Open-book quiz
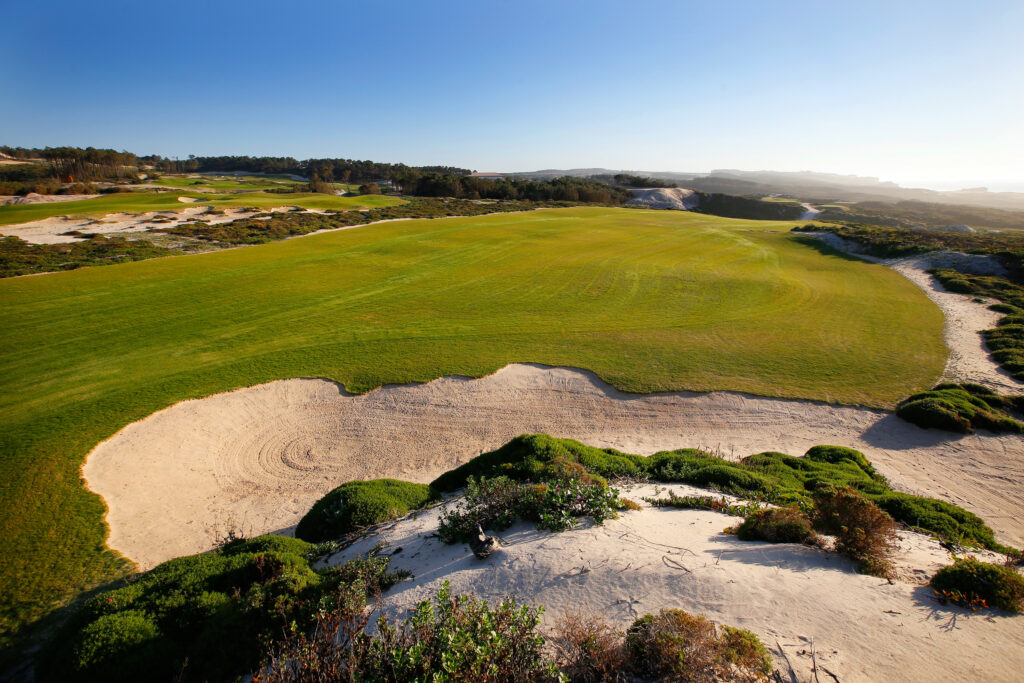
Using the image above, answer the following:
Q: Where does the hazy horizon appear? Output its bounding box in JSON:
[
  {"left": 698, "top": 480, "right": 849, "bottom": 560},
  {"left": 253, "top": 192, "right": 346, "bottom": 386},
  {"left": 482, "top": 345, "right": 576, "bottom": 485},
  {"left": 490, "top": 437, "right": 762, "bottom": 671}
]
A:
[{"left": 3, "top": 1, "right": 1022, "bottom": 193}]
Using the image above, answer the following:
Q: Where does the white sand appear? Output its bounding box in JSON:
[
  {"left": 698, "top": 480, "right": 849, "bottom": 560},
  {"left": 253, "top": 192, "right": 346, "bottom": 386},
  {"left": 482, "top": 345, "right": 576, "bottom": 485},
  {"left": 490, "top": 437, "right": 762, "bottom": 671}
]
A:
[
  {"left": 1, "top": 193, "right": 101, "bottom": 205},
  {"left": 0, "top": 205, "right": 314, "bottom": 245},
  {"left": 329, "top": 487, "right": 1022, "bottom": 683},
  {"left": 83, "top": 364, "right": 1024, "bottom": 570}
]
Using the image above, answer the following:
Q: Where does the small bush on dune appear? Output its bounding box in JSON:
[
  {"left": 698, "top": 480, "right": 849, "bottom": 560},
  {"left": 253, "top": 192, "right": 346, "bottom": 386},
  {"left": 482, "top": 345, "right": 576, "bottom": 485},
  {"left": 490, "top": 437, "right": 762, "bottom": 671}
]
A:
[
  {"left": 625, "top": 609, "right": 772, "bottom": 682},
  {"left": 295, "top": 478, "right": 438, "bottom": 542},
  {"left": 813, "top": 487, "right": 897, "bottom": 577},
  {"left": 735, "top": 507, "right": 817, "bottom": 544},
  {"left": 931, "top": 558, "right": 1024, "bottom": 612},
  {"left": 548, "top": 610, "right": 626, "bottom": 683}
]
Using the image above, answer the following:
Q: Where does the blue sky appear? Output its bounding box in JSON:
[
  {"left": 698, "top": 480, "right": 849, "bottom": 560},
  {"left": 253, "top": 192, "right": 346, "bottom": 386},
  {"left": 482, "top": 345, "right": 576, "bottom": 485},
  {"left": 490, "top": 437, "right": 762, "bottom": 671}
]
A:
[{"left": 2, "top": 0, "right": 1022, "bottom": 190}]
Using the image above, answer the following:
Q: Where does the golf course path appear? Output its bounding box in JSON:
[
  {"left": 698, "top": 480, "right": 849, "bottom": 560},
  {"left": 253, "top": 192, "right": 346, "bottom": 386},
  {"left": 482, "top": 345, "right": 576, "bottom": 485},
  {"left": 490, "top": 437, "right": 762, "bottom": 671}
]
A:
[{"left": 84, "top": 364, "right": 1024, "bottom": 569}]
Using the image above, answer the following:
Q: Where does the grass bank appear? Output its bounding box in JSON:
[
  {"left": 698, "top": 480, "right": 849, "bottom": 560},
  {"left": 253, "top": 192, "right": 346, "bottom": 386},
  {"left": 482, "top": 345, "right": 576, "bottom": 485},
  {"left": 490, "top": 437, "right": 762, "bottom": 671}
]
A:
[{"left": 0, "top": 207, "right": 945, "bottom": 641}]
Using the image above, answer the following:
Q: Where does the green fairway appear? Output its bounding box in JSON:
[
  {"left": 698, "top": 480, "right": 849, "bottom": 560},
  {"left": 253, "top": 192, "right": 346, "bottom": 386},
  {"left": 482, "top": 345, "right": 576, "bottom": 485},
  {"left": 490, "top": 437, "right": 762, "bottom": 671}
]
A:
[
  {"left": 0, "top": 207, "right": 945, "bottom": 639},
  {"left": 0, "top": 191, "right": 403, "bottom": 226}
]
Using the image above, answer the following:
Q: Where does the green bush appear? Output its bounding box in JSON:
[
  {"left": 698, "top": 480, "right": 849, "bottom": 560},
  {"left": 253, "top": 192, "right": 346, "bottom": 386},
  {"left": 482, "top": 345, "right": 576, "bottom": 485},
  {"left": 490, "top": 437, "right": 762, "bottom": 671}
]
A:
[
  {"left": 257, "top": 582, "right": 564, "bottom": 682},
  {"left": 38, "top": 536, "right": 403, "bottom": 683},
  {"left": 295, "top": 479, "right": 438, "bottom": 542},
  {"left": 735, "top": 507, "right": 817, "bottom": 544},
  {"left": 896, "top": 384, "right": 1023, "bottom": 434},
  {"left": 805, "top": 444, "right": 879, "bottom": 478},
  {"left": 625, "top": 609, "right": 771, "bottom": 682},
  {"left": 930, "top": 559, "right": 1024, "bottom": 612}
]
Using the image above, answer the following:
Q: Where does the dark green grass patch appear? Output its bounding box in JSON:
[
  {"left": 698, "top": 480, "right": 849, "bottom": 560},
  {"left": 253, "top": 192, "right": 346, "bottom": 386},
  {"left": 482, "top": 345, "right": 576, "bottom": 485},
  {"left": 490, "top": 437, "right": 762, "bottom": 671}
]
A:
[
  {"left": 434, "top": 435, "right": 1007, "bottom": 552},
  {"left": 734, "top": 507, "right": 817, "bottom": 544},
  {"left": 931, "top": 559, "right": 1024, "bottom": 612},
  {"left": 36, "top": 535, "right": 405, "bottom": 682},
  {"left": 295, "top": 479, "right": 439, "bottom": 542},
  {"left": 0, "top": 235, "right": 178, "bottom": 277},
  {"left": 896, "top": 383, "right": 1024, "bottom": 433},
  {"left": 0, "top": 207, "right": 944, "bottom": 640}
]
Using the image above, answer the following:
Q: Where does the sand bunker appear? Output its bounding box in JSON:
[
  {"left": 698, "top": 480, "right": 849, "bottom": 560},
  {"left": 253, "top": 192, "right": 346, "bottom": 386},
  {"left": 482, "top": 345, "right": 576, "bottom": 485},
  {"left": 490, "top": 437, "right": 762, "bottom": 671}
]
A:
[
  {"left": 626, "top": 187, "right": 699, "bottom": 210},
  {"left": 84, "top": 364, "right": 1024, "bottom": 570},
  {"left": 330, "top": 487, "right": 1022, "bottom": 683}
]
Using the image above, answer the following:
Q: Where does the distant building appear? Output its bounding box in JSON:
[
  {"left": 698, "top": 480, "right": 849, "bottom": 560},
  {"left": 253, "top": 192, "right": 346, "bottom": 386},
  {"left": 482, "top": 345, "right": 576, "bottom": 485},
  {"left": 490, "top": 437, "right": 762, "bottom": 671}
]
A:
[{"left": 469, "top": 172, "right": 505, "bottom": 181}]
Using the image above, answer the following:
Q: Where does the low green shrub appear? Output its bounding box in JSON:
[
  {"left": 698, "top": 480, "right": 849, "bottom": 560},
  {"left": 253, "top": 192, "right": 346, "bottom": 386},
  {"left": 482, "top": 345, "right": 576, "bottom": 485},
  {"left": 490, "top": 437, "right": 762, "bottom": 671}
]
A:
[
  {"left": 256, "top": 582, "right": 564, "bottom": 682},
  {"left": 295, "top": 479, "right": 438, "bottom": 542},
  {"left": 625, "top": 609, "right": 771, "bottom": 682},
  {"left": 436, "top": 435, "right": 1005, "bottom": 551},
  {"left": 38, "top": 536, "right": 404, "bottom": 683},
  {"left": 438, "top": 475, "right": 623, "bottom": 543},
  {"left": 930, "top": 558, "right": 1024, "bottom": 612},
  {"left": 896, "top": 384, "right": 1023, "bottom": 434},
  {"left": 735, "top": 507, "right": 817, "bottom": 544},
  {"left": 643, "top": 492, "right": 762, "bottom": 517}
]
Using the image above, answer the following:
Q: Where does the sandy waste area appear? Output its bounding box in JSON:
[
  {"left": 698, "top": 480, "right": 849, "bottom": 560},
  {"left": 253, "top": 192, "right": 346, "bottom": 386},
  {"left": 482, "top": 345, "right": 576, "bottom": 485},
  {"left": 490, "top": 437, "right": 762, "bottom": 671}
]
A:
[
  {"left": 0, "top": 204, "right": 320, "bottom": 245},
  {"left": 79, "top": 244, "right": 1024, "bottom": 681}
]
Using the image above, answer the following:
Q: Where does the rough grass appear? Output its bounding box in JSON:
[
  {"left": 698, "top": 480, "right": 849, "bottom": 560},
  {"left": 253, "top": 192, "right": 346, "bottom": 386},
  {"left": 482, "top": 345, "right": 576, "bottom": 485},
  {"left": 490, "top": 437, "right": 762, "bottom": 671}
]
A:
[
  {"left": 432, "top": 435, "right": 1007, "bottom": 553},
  {"left": 896, "top": 383, "right": 1024, "bottom": 433},
  {"left": 734, "top": 507, "right": 817, "bottom": 544},
  {"left": 0, "top": 207, "right": 944, "bottom": 640},
  {"left": 295, "top": 479, "right": 438, "bottom": 542},
  {"left": 0, "top": 190, "right": 402, "bottom": 226}
]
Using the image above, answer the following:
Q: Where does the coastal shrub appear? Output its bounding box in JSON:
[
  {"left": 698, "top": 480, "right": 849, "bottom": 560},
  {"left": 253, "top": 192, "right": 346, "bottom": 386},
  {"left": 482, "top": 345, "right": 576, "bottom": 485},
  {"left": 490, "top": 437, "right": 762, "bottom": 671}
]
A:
[
  {"left": 295, "top": 479, "right": 438, "bottom": 542},
  {"left": 735, "top": 507, "right": 817, "bottom": 544},
  {"left": 438, "top": 475, "right": 622, "bottom": 543},
  {"left": 643, "top": 492, "right": 762, "bottom": 517},
  {"left": 812, "top": 487, "right": 897, "bottom": 577},
  {"left": 255, "top": 582, "right": 564, "bottom": 683},
  {"left": 38, "top": 536, "right": 404, "bottom": 683},
  {"left": 548, "top": 609, "right": 626, "bottom": 683},
  {"left": 625, "top": 609, "right": 772, "bottom": 682},
  {"left": 896, "top": 384, "right": 1023, "bottom": 434},
  {"left": 436, "top": 435, "right": 1005, "bottom": 550},
  {"left": 930, "top": 559, "right": 1024, "bottom": 612}
]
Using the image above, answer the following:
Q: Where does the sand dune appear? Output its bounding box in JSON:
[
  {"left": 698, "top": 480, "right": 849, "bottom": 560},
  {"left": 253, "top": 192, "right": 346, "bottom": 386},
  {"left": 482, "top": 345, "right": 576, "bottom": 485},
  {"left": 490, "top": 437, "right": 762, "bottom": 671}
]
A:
[
  {"left": 83, "top": 363, "right": 1024, "bottom": 570},
  {"left": 329, "top": 488, "right": 1022, "bottom": 683}
]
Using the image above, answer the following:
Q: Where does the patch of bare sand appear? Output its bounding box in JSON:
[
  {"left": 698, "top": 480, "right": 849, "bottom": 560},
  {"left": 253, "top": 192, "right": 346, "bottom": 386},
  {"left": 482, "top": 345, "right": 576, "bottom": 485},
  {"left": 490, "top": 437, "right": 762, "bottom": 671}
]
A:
[
  {"left": 0, "top": 206, "right": 297, "bottom": 244},
  {"left": 83, "top": 364, "right": 1024, "bottom": 571},
  {"left": 329, "top": 488, "right": 1022, "bottom": 683},
  {"left": 1, "top": 193, "right": 101, "bottom": 205}
]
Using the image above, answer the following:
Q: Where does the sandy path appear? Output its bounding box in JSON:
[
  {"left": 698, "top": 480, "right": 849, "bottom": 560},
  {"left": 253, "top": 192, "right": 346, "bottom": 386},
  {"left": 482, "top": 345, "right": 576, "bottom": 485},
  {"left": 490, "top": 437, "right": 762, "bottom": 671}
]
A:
[
  {"left": 83, "top": 364, "right": 1024, "bottom": 570},
  {"left": 331, "top": 489, "right": 1022, "bottom": 683}
]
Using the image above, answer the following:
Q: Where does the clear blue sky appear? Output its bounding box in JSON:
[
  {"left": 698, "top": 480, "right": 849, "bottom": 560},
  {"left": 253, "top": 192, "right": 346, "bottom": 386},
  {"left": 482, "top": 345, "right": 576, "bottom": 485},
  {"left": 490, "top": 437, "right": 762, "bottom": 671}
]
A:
[{"left": 3, "top": 0, "right": 1022, "bottom": 190}]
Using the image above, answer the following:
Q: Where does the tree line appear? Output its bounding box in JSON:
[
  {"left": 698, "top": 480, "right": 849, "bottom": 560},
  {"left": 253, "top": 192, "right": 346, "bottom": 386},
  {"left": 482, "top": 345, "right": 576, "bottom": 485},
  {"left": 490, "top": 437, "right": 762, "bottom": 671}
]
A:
[{"left": 403, "top": 174, "right": 632, "bottom": 203}]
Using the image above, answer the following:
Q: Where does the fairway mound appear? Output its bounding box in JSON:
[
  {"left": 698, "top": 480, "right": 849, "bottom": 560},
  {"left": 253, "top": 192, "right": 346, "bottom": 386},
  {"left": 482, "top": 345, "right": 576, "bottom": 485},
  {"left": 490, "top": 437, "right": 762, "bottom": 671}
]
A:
[
  {"left": 322, "top": 486, "right": 1024, "bottom": 683},
  {"left": 83, "top": 364, "right": 1024, "bottom": 570},
  {"left": 626, "top": 187, "right": 699, "bottom": 210}
]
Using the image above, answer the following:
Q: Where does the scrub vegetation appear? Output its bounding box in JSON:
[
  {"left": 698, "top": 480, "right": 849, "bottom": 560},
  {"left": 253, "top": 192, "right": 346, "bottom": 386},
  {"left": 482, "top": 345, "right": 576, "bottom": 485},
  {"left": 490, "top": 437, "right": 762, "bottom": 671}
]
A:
[
  {"left": 0, "top": 207, "right": 944, "bottom": 641},
  {"left": 295, "top": 479, "right": 438, "bottom": 542},
  {"left": 36, "top": 535, "right": 407, "bottom": 683},
  {"left": 896, "top": 383, "right": 1024, "bottom": 433},
  {"left": 433, "top": 435, "right": 1009, "bottom": 553},
  {"left": 930, "top": 558, "right": 1024, "bottom": 613}
]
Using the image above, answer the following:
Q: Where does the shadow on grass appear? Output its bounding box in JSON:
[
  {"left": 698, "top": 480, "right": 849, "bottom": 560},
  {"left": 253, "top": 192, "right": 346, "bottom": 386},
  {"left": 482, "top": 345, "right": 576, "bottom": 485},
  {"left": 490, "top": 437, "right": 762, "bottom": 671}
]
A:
[{"left": 789, "top": 234, "right": 870, "bottom": 262}]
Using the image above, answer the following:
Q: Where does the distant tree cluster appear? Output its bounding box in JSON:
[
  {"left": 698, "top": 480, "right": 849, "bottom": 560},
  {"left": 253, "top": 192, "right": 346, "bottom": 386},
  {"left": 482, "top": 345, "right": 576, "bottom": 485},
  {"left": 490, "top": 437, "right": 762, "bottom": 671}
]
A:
[
  {"left": 0, "top": 146, "right": 140, "bottom": 193},
  {"left": 404, "top": 173, "right": 632, "bottom": 203},
  {"left": 590, "top": 173, "right": 677, "bottom": 188},
  {"left": 140, "top": 155, "right": 472, "bottom": 184}
]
